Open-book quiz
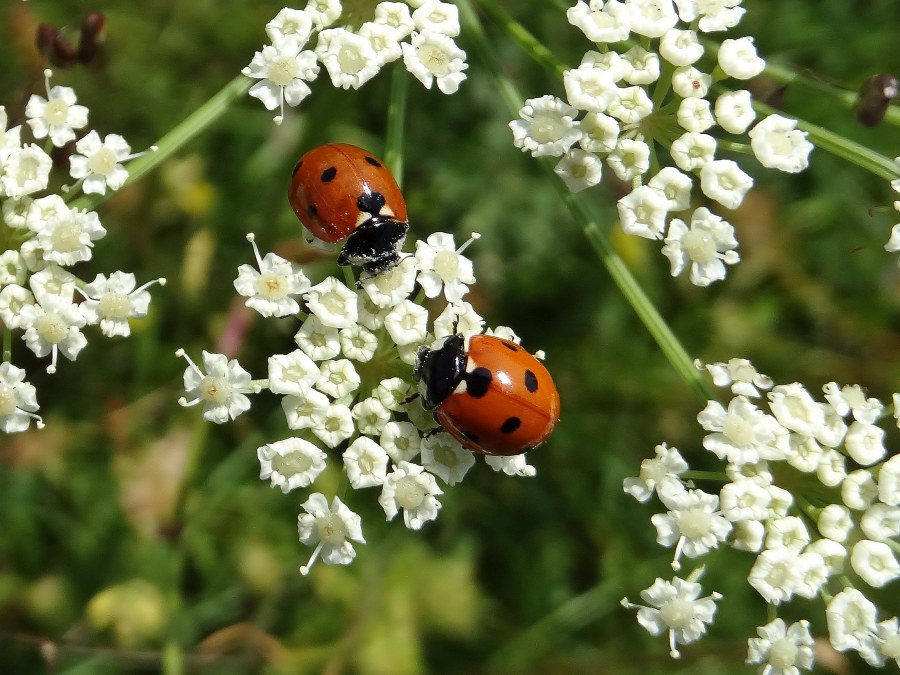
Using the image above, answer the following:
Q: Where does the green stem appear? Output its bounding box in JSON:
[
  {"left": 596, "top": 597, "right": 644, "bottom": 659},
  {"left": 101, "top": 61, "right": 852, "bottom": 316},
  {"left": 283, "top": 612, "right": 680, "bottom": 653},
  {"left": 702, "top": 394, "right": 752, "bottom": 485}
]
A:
[
  {"left": 460, "top": 0, "right": 715, "bottom": 402},
  {"left": 752, "top": 99, "right": 898, "bottom": 180},
  {"left": 72, "top": 75, "right": 252, "bottom": 212},
  {"left": 385, "top": 63, "right": 408, "bottom": 186},
  {"left": 2, "top": 329, "right": 10, "bottom": 363},
  {"left": 472, "top": 0, "right": 567, "bottom": 78}
]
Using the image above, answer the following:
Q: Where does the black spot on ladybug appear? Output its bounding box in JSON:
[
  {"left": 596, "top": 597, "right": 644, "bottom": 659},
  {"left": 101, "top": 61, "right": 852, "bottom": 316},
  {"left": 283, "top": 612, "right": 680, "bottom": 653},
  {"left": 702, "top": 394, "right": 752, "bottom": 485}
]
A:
[
  {"left": 501, "top": 341, "right": 519, "bottom": 351},
  {"left": 500, "top": 417, "right": 521, "bottom": 434},
  {"left": 307, "top": 204, "right": 317, "bottom": 218},
  {"left": 357, "top": 190, "right": 386, "bottom": 215},
  {"left": 524, "top": 369, "right": 538, "bottom": 393},
  {"left": 292, "top": 160, "right": 302, "bottom": 176},
  {"left": 365, "top": 156, "right": 382, "bottom": 168},
  {"left": 321, "top": 166, "right": 337, "bottom": 182},
  {"left": 463, "top": 431, "right": 479, "bottom": 443},
  {"left": 465, "top": 367, "right": 492, "bottom": 398}
]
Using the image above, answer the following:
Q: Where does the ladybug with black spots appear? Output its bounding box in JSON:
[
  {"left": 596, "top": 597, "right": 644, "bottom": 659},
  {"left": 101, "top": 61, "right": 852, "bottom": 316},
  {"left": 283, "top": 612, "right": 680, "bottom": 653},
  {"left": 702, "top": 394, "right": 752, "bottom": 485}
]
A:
[
  {"left": 414, "top": 333, "right": 561, "bottom": 456},
  {"left": 288, "top": 143, "right": 409, "bottom": 275}
]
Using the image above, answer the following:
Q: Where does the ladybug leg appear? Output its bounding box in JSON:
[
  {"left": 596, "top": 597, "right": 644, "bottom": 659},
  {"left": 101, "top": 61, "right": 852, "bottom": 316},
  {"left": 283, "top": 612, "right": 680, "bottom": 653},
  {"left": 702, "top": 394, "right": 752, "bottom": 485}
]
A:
[{"left": 401, "top": 390, "right": 420, "bottom": 406}]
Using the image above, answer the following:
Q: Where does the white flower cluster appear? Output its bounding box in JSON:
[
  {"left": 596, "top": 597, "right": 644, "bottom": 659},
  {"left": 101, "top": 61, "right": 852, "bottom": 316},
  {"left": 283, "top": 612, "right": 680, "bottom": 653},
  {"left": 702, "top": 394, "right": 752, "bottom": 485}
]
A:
[
  {"left": 0, "top": 70, "right": 163, "bottom": 433},
  {"left": 178, "top": 231, "right": 538, "bottom": 574},
  {"left": 509, "top": 0, "right": 814, "bottom": 287},
  {"left": 622, "top": 357, "right": 900, "bottom": 670},
  {"left": 242, "top": 1, "right": 468, "bottom": 124}
]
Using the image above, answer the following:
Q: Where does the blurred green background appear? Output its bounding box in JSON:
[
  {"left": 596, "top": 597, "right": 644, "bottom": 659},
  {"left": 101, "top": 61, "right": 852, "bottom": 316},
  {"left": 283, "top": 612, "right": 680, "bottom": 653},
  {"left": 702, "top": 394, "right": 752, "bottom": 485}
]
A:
[{"left": 2, "top": 0, "right": 900, "bottom": 673}]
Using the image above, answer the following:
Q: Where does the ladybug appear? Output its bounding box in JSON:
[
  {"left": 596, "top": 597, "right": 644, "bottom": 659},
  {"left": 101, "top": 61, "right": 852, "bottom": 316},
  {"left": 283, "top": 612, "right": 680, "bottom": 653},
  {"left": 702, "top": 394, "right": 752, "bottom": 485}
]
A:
[
  {"left": 414, "top": 333, "right": 561, "bottom": 456},
  {"left": 288, "top": 143, "right": 409, "bottom": 276}
]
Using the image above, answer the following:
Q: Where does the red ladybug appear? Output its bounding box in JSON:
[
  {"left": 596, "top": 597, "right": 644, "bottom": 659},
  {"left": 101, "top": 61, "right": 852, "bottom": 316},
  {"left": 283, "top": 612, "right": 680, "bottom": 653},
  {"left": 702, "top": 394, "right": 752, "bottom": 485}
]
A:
[
  {"left": 288, "top": 143, "right": 409, "bottom": 275},
  {"left": 414, "top": 333, "right": 561, "bottom": 456}
]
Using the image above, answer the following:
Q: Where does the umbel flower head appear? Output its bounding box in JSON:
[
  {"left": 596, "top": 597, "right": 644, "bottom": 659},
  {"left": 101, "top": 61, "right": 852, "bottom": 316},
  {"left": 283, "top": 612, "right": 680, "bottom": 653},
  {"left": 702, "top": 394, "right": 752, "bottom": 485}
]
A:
[
  {"left": 510, "top": 0, "right": 815, "bottom": 288},
  {"left": 242, "top": 1, "right": 469, "bottom": 124},
  {"left": 0, "top": 71, "right": 163, "bottom": 432},
  {"left": 622, "top": 356, "right": 900, "bottom": 670},
  {"left": 179, "top": 230, "right": 549, "bottom": 574}
]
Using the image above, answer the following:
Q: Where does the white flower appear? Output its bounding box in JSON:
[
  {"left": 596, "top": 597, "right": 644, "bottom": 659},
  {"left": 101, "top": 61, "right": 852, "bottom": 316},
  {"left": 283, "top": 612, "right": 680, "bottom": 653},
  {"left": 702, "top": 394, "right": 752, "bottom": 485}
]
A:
[
  {"left": 670, "top": 132, "right": 716, "bottom": 173},
  {"left": 567, "top": 0, "right": 631, "bottom": 43},
  {"left": 360, "top": 255, "right": 417, "bottom": 308},
  {"left": 826, "top": 588, "right": 878, "bottom": 653},
  {"left": 607, "top": 86, "right": 655, "bottom": 124},
  {"left": 671, "top": 66, "right": 711, "bottom": 98},
  {"left": 748, "top": 547, "right": 801, "bottom": 604},
  {"left": 564, "top": 66, "right": 619, "bottom": 112},
  {"left": 861, "top": 503, "right": 900, "bottom": 541},
  {"left": 318, "top": 28, "right": 382, "bottom": 90},
  {"left": 652, "top": 486, "right": 732, "bottom": 570},
  {"left": 420, "top": 432, "right": 474, "bottom": 486},
  {"left": 28, "top": 201, "right": 107, "bottom": 267},
  {"left": 375, "top": 2, "right": 415, "bottom": 37},
  {"left": 265, "top": 8, "right": 314, "bottom": 50},
  {"left": 607, "top": 138, "right": 651, "bottom": 181},
  {"left": 25, "top": 81, "right": 89, "bottom": 147},
  {"left": 295, "top": 315, "right": 341, "bottom": 360},
  {"left": 554, "top": 148, "right": 604, "bottom": 193},
  {"left": 699, "top": 159, "right": 753, "bottom": 209},
  {"left": 624, "top": 443, "right": 689, "bottom": 502},
  {"left": 0, "top": 144, "right": 52, "bottom": 199},
  {"left": 702, "top": 358, "right": 773, "bottom": 398},
  {"left": 823, "top": 382, "right": 883, "bottom": 425},
  {"left": 628, "top": 0, "right": 679, "bottom": 37},
  {"left": 258, "top": 437, "right": 327, "bottom": 493},
  {"left": 845, "top": 421, "right": 886, "bottom": 466},
  {"left": 766, "top": 383, "right": 823, "bottom": 436},
  {"left": 765, "top": 516, "right": 810, "bottom": 553},
  {"left": 746, "top": 618, "right": 815, "bottom": 675},
  {"left": 731, "top": 519, "right": 765, "bottom": 552},
  {"left": 379, "top": 461, "right": 443, "bottom": 530},
  {"left": 648, "top": 167, "right": 692, "bottom": 211},
  {"left": 719, "top": 477, "right": 770, "bottom": 522},
  {"left": 843, "top": 469, "right": 878, "bottom": 511},
  {"left": 359, "top": 21, "right": 404, "bottom": 66},
  {"left": 304, "top": 277, "right": 358, "bottom": 329},
  {"left": 402, "top": 31, "right": 468, "bottom": 94},
  {"left": 622, "top": 45, "right": 661, "bottom": 85},
  {"left": 879, "top": 453, "right": 900, "bottom": 506},
  {"left": 622, "top": 576, "right": 721, "bottom": 658},
  {"left": 412, "top": 1, "right": 460, "bottom": 36},
  {"left": 819, "top": 448, "right": 846, "bottom": 488},
  {"left": 268, "top": 350, "right": 320, "bottom": 397},
  {"left": 698, "top": 396, "right": 787, "bottom": 465},
  {"left": 0, "top": 284, "right": 34, "bottom": 330},
  {"left": 384, "top": 299, "right": 429, "bottom": 346},
  {"left": 808, "top": 538, "right": 847, "bottom": 575},
  {"left": 282, "top": 388, "right": 330, "bottom": 430},
  {"left": 343, "top": 436, "right": 390, "bottom": 488},
  {"left": 714, "top": 89, "right": 756, "bottom": 134},
  {"left": 68, "top": 131, "right": 133, "bottom": 195},
  {"left": 340, "top": 324, "right": 379, "bottom": 362},
  {"left": 674, "top": 0, "right": 745, "bottom": 32},
  {"left": 177, "top": 350, "right": 256, "bottom": 424},
  {"left": 718, "top": 37, "right": 765, "bottom": 80},
  {"left": 433, "top": 301, "right": 484, "bottom": 340},
  {"left": 510, "top": 95, "right": 582, "bottom": 158},
  {"left": 375, "top": 377, "right": 415, "bottom": 411},
  {"left": 676, "top": 97, "right": 715, "bottom": 132},
  {"left": 869, "top": 618, "right": 900, "bottom": 668},
  {"left": 749, "top": 114, "right": 814, "bottom": 173},
  {"left": 304, "top": 0, "right": 342, "bottom": 27},
  {"left": 659, "top": 28, "right": 704, "bottom": 66},
  {"left": 234, "top": 235, "right": 310, "bottom": 317},
  {"left": 380, "top": 420, "right": 421, "bottom": 463},
  {"left": 617, "top": 185, "right": 668, "bottom": 240},
  {"left": 414, "top": 232, "right": 476, "bottom": 303},
  {"left": 579, "top": 112, "right": 620, "bottom": 153},
  {"left": 0, "top": 362, "right": 44, "bottom": 432},
  {"left": 817, "top": 503, "right": 854, "bottom": 542},
  {"left": 297, "top": 493, "right": 365, "bottom": 574},
  {"left": 311, "top": 402, "right": 354, "bottom": 448},
  {"left": 79, "top": 272, "right": 161, "bottom": 338},
  {"left": 19, "top": 292, "right": 87, "bottom": 373},
  {"left": 851, "top": 539, "right": 900, "bottom": 587},
  {"left": 485, "top": 453, "right": 537, "bottom": 477},
  {"left": 351, "top": 397, "right": 391, "bottom": 435},
  {"left": 662, "top": 207, "right": 740, "bottom": 287},
  {"left": 316, "top": 358, "right": 360, "bottom": 398}
]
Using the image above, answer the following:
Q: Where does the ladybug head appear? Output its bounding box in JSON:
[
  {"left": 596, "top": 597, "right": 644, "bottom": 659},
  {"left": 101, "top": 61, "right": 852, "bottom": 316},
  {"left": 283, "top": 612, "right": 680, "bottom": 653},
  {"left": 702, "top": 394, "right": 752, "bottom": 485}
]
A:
[
  {"left": 338, "top": 217, "right": 409, "bottom": 276},
  {"left": 413, "top": 334, "right": 467, "bottom": 410}
]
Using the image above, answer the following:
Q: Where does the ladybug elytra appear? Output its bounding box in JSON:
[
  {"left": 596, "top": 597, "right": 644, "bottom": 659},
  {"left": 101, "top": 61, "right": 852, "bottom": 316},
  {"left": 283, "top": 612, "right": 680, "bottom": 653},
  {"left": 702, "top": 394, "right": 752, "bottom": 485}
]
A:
[{"left": 288, "top": 143, "right": 408, "bottom": 275}]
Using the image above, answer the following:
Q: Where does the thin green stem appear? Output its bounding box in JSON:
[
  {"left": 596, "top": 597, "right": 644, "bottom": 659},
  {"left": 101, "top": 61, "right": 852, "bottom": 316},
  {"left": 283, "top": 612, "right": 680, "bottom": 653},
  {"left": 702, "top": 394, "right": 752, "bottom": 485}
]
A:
[
  {"left": 72, "top": 75, "right": 252, "bottom": 212},
  {"left": 459, "top": 0, "right": 715, "bottom": 402},
  {"left": 472, "top": 0, "right": 567, "bottom": 78},
  {"left": 385, "top": 63, "right": 408, "bottom": 186},
  {"left": 752, "top": 99, "right": 898, "bottom": 181},
  {"left": 2, "top": 328, "right": 10, "bottom": 363}
]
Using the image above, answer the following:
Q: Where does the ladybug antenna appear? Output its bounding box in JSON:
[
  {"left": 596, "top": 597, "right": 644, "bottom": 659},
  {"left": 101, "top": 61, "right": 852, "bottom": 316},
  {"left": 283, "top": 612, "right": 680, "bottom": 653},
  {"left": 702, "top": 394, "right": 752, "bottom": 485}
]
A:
[{"left": 456, "top": 232, "right": 481, "bottom": 254}]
